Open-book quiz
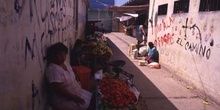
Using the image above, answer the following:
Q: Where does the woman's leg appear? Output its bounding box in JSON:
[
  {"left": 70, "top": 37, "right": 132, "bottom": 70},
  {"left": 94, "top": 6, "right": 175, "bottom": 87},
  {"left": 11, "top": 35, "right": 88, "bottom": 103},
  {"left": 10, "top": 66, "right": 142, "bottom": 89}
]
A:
[{"left": 137, "top": 40, "right": 142, "bottom": 51}]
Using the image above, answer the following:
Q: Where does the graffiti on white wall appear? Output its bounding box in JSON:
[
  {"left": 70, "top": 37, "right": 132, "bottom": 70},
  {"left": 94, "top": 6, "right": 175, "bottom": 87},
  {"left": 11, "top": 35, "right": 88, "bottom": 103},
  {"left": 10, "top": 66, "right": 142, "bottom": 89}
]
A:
[
  {"left": 179, "top": 18, "right": 213, "bottom": 60},
  {"left": 32, "top": 80, "right": 39, "bottom": 110},
  {"left": 12, "top": 0, "right": 75, "bottom": 108},
  {"left": 0, "top": 0, "right": 84, "bottom": 109},
  {"left": 12, "top": 0, "right": 75, "bottom": 67},
  {"left": 14, "top": 0, "right": 26, "bottom": 17},
  {"left": 148, "top": 1, "right": 220, "bottom": 106},
  {"left": 154, "top": 17, "right": 175, "bottom": 47},
  {"left": 154, "top": 16, "right": 215, "bottom": 60}
]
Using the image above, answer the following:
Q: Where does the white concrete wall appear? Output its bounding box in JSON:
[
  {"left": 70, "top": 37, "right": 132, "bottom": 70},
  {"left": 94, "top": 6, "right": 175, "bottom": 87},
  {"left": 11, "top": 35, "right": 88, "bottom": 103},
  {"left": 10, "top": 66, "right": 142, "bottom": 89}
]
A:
[
  {"left": 148, "top": 0, "right": 220, "bottom": 104},
  {"left": 77, "top": 0, "right": 87, "bottom": 40},
  {"left": 0, "top": 0, "right": 87, "bottom": 109}
]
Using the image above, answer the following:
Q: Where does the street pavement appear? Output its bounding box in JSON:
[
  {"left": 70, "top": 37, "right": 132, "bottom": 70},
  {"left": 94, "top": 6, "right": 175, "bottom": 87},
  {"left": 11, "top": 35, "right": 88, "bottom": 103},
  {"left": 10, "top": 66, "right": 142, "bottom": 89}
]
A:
[{"left": 104, "top": 32, "right": 219, "bottom": 110}]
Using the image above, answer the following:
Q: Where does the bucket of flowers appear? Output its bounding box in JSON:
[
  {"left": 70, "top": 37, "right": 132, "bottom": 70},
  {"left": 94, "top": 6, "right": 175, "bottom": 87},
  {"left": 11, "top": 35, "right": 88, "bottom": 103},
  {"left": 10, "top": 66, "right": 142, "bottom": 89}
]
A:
[
  {"left": 91, "top": 42, "right": 113, "bottom": 64},
  {"left": 99, "top": 77, "right": 137, "bottom": 110}
]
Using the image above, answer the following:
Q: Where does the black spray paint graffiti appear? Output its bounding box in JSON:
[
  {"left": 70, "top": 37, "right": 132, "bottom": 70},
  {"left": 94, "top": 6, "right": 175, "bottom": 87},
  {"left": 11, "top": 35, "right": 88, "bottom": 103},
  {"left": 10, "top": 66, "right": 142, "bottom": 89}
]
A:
[
  {"left": 47, "top": 0, "right": 67, "bottom": 42},
  {"left": 182, "top": 18, "right": 188, "bottom": 40},
  {"left": 40, "top": 32, "right": 46, "bottom": 59},
  {"left": 14, "top": 0, "right": 41, "bottom": 26},
  {"left": 16, "top": 0, "right": 69, "bottom": 39},
  {"left": 14, "top": 0, "right": 21, "bottom": 13},
  {"left": 178, "top": 18, "right": 213, "bottom": 60},
  {"left": 25, "top": 35, "right": 36, "bottom": 66},
  {"left": 14, "top": 0, "right": 26, "bottom": 17},
  {"left": 30, "top": 0, "right": 41, "bottom": 27},
  {"left": 25, "top": 31, "right": 67, "bottom": 68},
  {"left": 32, "top": 80, "right": 39, "bottom": 110},
  {"left": 21, "top": 0, "right": 73, "bottom": 66},
  {"left": 15, "top": 0, "right": 66, "bottom": 27},
  {"left": 182, "top": 18, "right": 202, "bottom": 43},
  {"left": 14, "top": 0, "right": 48, "bottom": 22},
  {"left": 190, "top": 24, "right": 202, "bottom": 43},
  {"left": 185, "top": 42, "right": 211, "bottom": 59},
  {"left": 40, "top": 0, "right": 48, "bottom": 22},
  {"left": 25, "top": 33, "right": 47, "bottom": 70},
  {"left": 176, "top": 37, "right": 184, "bottom": 46}
]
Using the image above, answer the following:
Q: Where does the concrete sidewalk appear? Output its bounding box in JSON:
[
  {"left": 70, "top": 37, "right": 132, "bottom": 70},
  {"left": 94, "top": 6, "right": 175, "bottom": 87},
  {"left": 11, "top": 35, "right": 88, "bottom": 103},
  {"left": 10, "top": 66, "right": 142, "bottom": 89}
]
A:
[{"left": 104, "top": 32, "right": 219, "bottom": 110}]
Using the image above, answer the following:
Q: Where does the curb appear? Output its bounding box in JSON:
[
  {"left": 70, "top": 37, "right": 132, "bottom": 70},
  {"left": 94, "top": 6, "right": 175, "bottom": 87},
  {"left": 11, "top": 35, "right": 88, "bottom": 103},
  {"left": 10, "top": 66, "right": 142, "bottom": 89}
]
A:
[{"left": 110, "top": 33, "right": 130, "bottom": 46}]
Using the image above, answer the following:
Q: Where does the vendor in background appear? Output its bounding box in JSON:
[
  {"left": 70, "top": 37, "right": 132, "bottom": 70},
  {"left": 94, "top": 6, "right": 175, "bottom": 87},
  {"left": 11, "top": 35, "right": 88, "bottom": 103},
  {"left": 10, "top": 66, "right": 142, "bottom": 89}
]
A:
[
  {"left": 70, "top": 39, "right": 91, "bottom": 67},
  {"left": 87, "top": 23, "right": 95, "bottom": 36},
  {"left": 45, "top": 42, "right": 90, "bottom": 110},
  {"left": 70, "top": 39, "right": 83, "bottom": 66},
  {"left": 123, "top": 25, "right": 127, "bottom": 34},
  {"left": 145, "top": 42, "right": 159, "bottom": 63},
  {"left": 101, "top": 23, "right": 105, "bottom": 33},
  {"left": 143, "top": 27, "right": 148, "bottom": 45},
  {"left": 136, "top": 24, "right": 146, "bottom": 51}
]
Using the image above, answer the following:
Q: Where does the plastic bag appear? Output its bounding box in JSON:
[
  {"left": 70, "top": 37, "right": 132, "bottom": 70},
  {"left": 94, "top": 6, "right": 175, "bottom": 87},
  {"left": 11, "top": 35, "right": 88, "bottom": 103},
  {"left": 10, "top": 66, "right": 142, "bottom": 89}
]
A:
[
  {"left": 148, "top": 62, "right": 161, "bottom": 69},
  {"left": 139, "top": 46, "right": 148, "bottom": 56}
]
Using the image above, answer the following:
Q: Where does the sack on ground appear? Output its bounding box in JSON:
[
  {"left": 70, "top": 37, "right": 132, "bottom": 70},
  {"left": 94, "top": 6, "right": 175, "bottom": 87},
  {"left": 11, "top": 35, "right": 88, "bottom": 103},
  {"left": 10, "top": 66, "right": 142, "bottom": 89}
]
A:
[
  {"left": 148, "top": 62, "right": 161, "bottom": 69},
  {"left": 139, "top": 46, "right": 147, "bottom": 56},
  {"left": 132, "top": 49, "right": 138, "bottom": 59},
  {"left": 138, "top": 60, "right": 146, "bottom": 66}
]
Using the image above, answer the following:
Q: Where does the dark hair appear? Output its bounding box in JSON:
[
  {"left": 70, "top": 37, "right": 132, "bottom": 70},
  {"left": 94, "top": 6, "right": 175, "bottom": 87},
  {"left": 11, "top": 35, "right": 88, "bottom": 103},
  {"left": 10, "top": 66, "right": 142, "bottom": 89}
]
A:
[
  {"left": 148, "top": 42, "right": 154, "bottom": 48},
  {"left": 73, "top": 39, "right": 82, "bottom": 50},
  {"left": 45, "top": 42, "right": 68, "bottom": 64}
]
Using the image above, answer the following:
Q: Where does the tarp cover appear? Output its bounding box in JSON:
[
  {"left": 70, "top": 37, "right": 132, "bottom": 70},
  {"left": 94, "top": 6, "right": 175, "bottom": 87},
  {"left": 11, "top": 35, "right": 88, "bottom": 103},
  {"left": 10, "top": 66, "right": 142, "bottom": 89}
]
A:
[{"left": 117, "top": 16, "right": 133, "bottom": 22}]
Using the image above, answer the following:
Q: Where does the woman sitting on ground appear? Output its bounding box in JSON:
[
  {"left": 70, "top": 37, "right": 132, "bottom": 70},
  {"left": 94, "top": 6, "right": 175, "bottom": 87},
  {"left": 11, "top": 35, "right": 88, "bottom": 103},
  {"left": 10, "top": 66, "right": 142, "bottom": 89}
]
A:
[
  {"left": 145, "top": 42, "right": 159, "bottom": 63},
  {"left": 45, "top": 42, "right": 91, "bottom": 110}
]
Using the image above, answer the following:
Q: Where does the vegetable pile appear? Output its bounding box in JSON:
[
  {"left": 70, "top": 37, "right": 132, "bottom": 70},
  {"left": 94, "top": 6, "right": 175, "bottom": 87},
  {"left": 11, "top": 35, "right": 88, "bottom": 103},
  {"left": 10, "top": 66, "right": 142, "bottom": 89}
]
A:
[{"left": 99, "top": 77, "right": 137, "bottom": 109}]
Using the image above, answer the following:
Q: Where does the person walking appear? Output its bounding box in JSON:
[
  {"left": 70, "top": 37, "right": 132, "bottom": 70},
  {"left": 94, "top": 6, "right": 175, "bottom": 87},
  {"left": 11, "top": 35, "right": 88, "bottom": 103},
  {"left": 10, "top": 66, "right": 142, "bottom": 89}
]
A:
[{"left": 136, "top": 25, "right": 146, "bottom": 51}]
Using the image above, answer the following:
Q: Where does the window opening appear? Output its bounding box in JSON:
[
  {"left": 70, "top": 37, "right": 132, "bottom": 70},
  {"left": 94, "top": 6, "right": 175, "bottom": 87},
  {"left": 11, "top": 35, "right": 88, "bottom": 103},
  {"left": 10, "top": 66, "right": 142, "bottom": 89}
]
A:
[
  {"left": 173, "top": 0, "right": 190, "bottom": 14},
  {"left": 199, "top": 0, "right": 220, "bottom": 11},
  {"left": 158, "top": 4, "right": 168, "bottom": 15}
]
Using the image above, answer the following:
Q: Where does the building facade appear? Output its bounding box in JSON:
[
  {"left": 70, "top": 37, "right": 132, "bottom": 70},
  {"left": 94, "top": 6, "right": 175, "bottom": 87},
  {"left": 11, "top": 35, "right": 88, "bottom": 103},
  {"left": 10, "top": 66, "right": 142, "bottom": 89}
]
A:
[
  {"left": 148, "top": 0, "right": 220, "bottom": 105},
  {"left": 88, "top": 0, "right": 114, "bottom": 32},
  {"left": 112, "top": 0, "right": 149, "bottom": 35}
]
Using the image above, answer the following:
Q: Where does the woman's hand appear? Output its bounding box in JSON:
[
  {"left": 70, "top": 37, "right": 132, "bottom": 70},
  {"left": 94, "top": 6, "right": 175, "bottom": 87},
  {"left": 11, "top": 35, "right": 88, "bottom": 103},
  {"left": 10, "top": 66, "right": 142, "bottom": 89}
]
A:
[
  {"left": 50, "top": 82, "right": 85, "bottom": 106},
  {"left": 145, "top": 55, "right": 152, "bottom": 61},
  {"left": 72, "top": 95, "right": 85, "bottom": 106}
]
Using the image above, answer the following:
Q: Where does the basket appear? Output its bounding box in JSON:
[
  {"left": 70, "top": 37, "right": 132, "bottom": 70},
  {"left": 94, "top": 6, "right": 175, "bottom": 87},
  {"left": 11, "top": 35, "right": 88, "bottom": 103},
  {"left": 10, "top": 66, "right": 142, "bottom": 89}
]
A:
[{"left": 72, "top": 66, "right": 91, "bottom": 91}]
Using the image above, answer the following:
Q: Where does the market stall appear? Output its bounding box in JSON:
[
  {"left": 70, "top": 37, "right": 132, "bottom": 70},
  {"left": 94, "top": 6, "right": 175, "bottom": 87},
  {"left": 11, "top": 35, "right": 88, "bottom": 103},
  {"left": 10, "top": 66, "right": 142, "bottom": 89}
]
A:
[
  {"left": 71, "top": 33, "right": 140, "bottom": 110},
  {"left": 94, "top": 60, "right": 140, "bottom": 110}
]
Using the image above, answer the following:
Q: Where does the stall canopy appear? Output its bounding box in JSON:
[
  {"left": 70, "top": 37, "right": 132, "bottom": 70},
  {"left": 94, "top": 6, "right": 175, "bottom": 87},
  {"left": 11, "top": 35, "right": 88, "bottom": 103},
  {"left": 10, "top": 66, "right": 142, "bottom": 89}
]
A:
[
  {"left": 123, "top": 13, "right": 139, "bottom": 17},
  {"left": 107, "top": 5, "right": 148, "bottom": 12},
  {"left": 116, "top": 13, "right": 138, "bottom": 22},
  {"left": 116, "top": 16, "right": 132, "bottom": 22}
]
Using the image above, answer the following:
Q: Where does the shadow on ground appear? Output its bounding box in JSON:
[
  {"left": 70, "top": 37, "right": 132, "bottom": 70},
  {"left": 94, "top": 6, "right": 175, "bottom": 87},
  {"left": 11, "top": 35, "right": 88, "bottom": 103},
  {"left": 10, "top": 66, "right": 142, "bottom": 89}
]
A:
[{"left": 107, "top": 38, "right": 178, "bottom": 110}]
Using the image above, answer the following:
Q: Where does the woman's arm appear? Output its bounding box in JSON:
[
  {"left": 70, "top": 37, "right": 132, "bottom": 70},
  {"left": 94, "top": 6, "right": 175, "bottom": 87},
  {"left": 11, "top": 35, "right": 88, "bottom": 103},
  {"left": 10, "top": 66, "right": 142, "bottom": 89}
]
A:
[
  {"left": 50, "top": 82, "right": 85, "bottom": 105},
  {"left": 141, "top": 26, "right": 146, "bottom": 35}
]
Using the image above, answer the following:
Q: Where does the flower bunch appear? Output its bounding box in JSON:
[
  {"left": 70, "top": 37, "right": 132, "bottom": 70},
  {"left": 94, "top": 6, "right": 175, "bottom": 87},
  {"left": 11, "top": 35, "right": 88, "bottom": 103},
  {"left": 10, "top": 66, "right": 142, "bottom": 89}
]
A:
[{"left": 99, "top": 77, "right": 137, "bottom": 109}]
